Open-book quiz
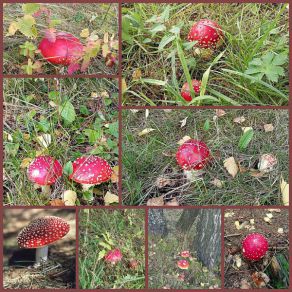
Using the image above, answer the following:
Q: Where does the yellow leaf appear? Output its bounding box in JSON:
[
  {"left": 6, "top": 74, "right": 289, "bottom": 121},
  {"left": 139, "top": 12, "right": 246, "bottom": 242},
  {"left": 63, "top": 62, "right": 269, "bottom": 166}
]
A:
[
  {"left": 111, "top": 166, "right": 119, "bottom": 183},
  {"left": 80, "top": 28, "right": 90, "bottom": 38},
  {"left": 103, "top": 32, "right": 109, "bottom": 43},
  {"left": 104, "top": 191, "right": 119, "bottom": 205},
  {"left": 132, "top": 68, "right": 142, "bottom": 80},
  {"left": 223, "top": 157, "right": 239, "bottom": 178},
  {"left": 102, "top": 43, "right": 110, "bottom": 58},
  {"left": 7, "top": 22, "right": 20, "bottom": 36},
  {"left": 138, "top": 128, "right": 155, "bottom": 136},
  {"left": 20, "top": 157, "right": 33, "bottom": 169},
  {"left": 177, "top": 135, "right": 191, "bottom": 145},
  {"left": 36, "top": 134, "right": 51, "bottom": 148},
  {"left": 121, "top": 78, "right": 127, "bottom": 94},
  {"left": 23, "top": 133, "right": 30, "bottom": 140},
  {"left": 280, "top": 178, "right": 289, "bottom": 206},
  {"left": 63, "top": 190, "right": 77, "bottom": 206}
]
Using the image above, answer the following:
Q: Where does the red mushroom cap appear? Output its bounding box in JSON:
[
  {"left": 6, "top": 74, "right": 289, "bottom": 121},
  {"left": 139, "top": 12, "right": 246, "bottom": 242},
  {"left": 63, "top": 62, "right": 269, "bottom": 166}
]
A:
[
  {"left": 176, "top": 139, "right": 210, "bottom": 170},
  {"left": 242, "top": 233, "right": 269, "bottom": 261},
  {"left": 177, "top": 259, "right": 190, "bottom": 270},
  {"left": 69, "top": 156, "right": 113, "bottom": 185},
  {"left": 181, "top": 80, "right": 201, "bottom": 102},
  {"left": 27, "top": 156, "right": 62, "bottom": 186},
  {"left": 180, "top": 250, "right": 190, "bottom": 258},
  {"left": 39, "top": 32, "right": 83, "bottom": 66},
  {"left": 17, "top": 216, "right": 70, "bottom": 248},
  {"left": 104, "top": 248, "right": 123, "bottom": 265},
  {"left": 188, "top": 19, "right": 223, "bottom": 49}
]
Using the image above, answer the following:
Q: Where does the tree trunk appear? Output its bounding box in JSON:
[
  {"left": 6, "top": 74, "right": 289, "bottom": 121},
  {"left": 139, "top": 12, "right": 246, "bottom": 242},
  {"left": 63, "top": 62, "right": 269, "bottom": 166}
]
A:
[
  {"left": 192, "top": 209, "right": 221, "bottom": 269},
  {"left": 148, "top": 209, "right": 168, "bottom": 237},
  {"left": 176, "top": 209, "right": 200, "bottom": 232}
]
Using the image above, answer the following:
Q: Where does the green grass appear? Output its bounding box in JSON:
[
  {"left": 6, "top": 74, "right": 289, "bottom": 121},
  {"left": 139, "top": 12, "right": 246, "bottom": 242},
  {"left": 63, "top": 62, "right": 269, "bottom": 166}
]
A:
[
  {"left": 3, "top": 3, "right": 118, "bottom": 75},
  {"left": 4, "top": 78, "right": 118, "bottom": 206},
  {"left": 122, "top": 109, "right": 288, "bottom": 205},
  {"left": 122, "top": 3, "right": 289, "bottom": 105},
  {"left": 79, "top": 209, "right": 145, "bottom": 289}
]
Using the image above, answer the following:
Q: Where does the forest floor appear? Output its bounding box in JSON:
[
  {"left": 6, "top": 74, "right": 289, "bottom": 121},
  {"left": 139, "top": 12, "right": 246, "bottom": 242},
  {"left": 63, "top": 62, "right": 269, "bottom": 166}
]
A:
[
  {"left": 122, "top": 109, "right": 288, "bottom": 206},
  {"left": 3, "top": 78, "right": 118, "bottom": 206},
  {"left": 3, "top": 3, "right": 118, "bottom": 75},
  {"left": 148, "top": 209, "right": 221, "bottom": 289},
  {"left": 3, "top": 209, "right": 76, "bottom": 289},
  {"left": 224, "top": 208, "right": 289, "bottom": 289},
  {"left": 122, "top": 3, "right": 289, "bottom": 106},
  {"left": 78, "top": 209, "right": 145, "bottom": 289}
]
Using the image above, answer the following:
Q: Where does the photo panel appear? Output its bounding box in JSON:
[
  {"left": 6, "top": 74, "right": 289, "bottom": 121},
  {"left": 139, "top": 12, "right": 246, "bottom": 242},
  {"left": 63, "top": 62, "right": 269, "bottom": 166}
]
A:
[
  {"left": 78, "top": 208, "right": 145, "bottom": 289},
  {"left": 3, "top": 2, "right": 119, "bottom": 75},
  {"left": 3, "top": 208, "right": 76, "bottom": 289},
  {"left": 122, "top": 109, "right": 288, "bottom": 206},
  {"left": 122, "top": 3, "right": 289, "bottom": 106},
  {"left": 3, "top": 78, "right": 119, "bottom": 206},
  {"left": 224, "top": 208, "right": 289, "bottom": 289}
]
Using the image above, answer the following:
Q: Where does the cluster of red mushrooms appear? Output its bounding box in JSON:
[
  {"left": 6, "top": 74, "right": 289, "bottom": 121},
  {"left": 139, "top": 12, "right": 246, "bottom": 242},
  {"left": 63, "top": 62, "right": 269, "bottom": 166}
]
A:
[
  {"left": 180, "top": 19, "right": 224, "bottom": 101},
  {"left": 27, "top": 155, "right": 113, "bottom": 194}
]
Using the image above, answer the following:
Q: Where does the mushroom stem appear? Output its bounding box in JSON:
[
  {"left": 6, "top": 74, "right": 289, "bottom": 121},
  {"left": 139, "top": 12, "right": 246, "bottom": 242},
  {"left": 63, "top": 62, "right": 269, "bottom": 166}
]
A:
[
  {"left": 81, "top": 184, "right": 94, "bottom": 191},
  {"left": 41, "top": 185, "right": 51, "bottom": 195},
  {"left": 35, "top": 246, "right": 49, "bottom": 265}
]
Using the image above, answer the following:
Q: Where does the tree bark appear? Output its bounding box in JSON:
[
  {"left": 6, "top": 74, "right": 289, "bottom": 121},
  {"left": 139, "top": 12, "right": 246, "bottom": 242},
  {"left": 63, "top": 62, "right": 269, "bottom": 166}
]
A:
[
  {"left": 176, "top": 209, "right": 200, "bottom": 232},
  {"left": 148, "top": 209, "right": 168, "bottom": 237}
]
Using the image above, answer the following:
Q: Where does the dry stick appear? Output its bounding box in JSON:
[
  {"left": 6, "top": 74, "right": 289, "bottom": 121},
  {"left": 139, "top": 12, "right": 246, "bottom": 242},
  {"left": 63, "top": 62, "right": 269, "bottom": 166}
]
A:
[{"left": 224, "top": 233, "right": 241, "bottom": 238}]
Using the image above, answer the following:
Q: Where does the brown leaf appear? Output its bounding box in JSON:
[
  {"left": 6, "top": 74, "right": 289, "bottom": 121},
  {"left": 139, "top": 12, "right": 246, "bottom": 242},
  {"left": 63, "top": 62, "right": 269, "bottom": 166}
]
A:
[
  {"left": 252, "top": 272, "right": 270, "bottom": 288},
  {"left": 132, "top": 68, "right": 142, "bottom": 80},
  {"left": 49, "top": 199, "right": 65, "bottom": 206},
  {"left": 240, "top": 279, "right": 251, "bottom": 289},
  {"left": 234, "top": 116, "right": 245, "bottom": 124},
  {"left": 215, "top": 109, "right": 226, "bottom": 117},
  {"left": 20, "top": 157, "right": 33, "bottom": 169},
  {"left": 156, "top": 175, "right": 175, "bottom": 188},
  {"left": 223, "top": 157, "right": 238, "bottom": 178},
  {"left": 104, "top": 191, "right": 119, "bottom": 205},
  {"left": 165, "top": 198, "right": 180, "bottom": 206},
  {"left": 270, "top": 256, "right": 281, "bottom": 276},
  {"left": 146, "top": 195, "right": 164, "bottom": 206},
  {"left": 264, "top": 124, "right": 274, "bottom": 132},
  {"left": 111, "top": 166, "right": 119, "bottom": 183}
]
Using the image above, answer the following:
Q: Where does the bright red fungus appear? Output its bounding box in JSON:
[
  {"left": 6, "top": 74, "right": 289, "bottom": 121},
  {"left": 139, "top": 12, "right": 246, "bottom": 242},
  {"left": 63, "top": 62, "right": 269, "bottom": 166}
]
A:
[
  {"left": 39, "top": 32, "right": 83, "bottom": 66},
  {"left": 180, "top": 250, "right": 190, "bottom": 258},
  {"left": 27, "top": 156, "right": 62, "bottom": 186},
  {"left": 69, "top": 156, "right": 113, "bottom": 190},
  {"left": 181, "top": 80, "right": 201, "bottom": 102},
  {"left": 188, "top": 19, "right": 223, "bottom": 49},
  {"left": 177, "top": 259, "right": 190, "bottom": 270},
  {"left": 176, "top": 139, "right": 210, "bottom": 170},
  {"left": 242, "top": 233, "right": 269, "bottom": 261},
  {"left": 104, "top": 248, "right": 123, "bottom": 265}
]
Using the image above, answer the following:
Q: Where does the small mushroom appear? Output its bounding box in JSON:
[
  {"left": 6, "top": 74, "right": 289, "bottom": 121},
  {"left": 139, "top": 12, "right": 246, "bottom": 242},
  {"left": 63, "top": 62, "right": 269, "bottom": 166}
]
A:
[
  {"left": 188, "top": 19, "right": 223, "bottom": 49},
  {"left": 17, "top": 216, "right": 70, "bottom": 266},
  {"left": 104, "top": 248, "right": 123, "bottom": 265},
  {"left": 181, "top": 80, "right": 201, "bottom": 102},
  {"left": 27, "top": 155, "right": 62, "bottom": 195},
  {"left": 39, "top": 32, "right": 83, "bottom": 66},
  {"left": 180, "top": 250, "right": 190, "bottom": 258},
  {"left": 242, "top": 233, "right": 269, "bottom": 261},
  {"left": 177, "top": 259, "right": 190, "bottom": 270},
  {"left": 176, "top": 139, "right": 210, "bottom": 170},
  {"left": 69, "top": 156, "right": 113, "bottom": 191}
]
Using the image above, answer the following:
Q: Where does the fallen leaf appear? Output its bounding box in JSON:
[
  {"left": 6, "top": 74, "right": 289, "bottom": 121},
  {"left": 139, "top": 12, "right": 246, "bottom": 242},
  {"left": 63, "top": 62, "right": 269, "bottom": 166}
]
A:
[
  {"left": 138, "top": 128, "right": 155, "bottom": 136},
  {"left": 156, "top": 175, "right": 175, "bottom": 188},
  {"left": 180, "top": 117, "right": 188, "bottom": 128},
  {"left": 63, "top": 190, "right": 77, "bottom": 206},
  {"left": 266, "top": 213, "right": 273, "bottom": 219},
  {"left": 258, "top": 154, "right": 277, "bottom": 173},
  {"left": 121, "top": 78, "right": 127, "bottom": 94},
  {"left": 36, "top": 134, "right": 51, "bottom": 148},
  {"left": 270, "top": 256, "right": 281, "bottom": 276},
  {"left": 234, "top": 254, "right": 242, "bottom": 268},
  {"left": 234, "top": 116, "right": 245, "bottom": 124},
  {"left": 211, "top": 178, "right": 223, "bottom": 188},
  {"left": 224, "top": 157, "right": 238, "bottom": 178},
  {"left": 241, "top": 126, "right": 253, "bottom": 133},
  {"left": 215, "top": 109, "right": 226, "bottom": 117},
  {"left": 163, "top": 109, "right": 172, "bottom": 113},
  {"left": 264, "top": 124, "right": 274, "bottom": 132},
  {"left": 165, "top": 198, "right": 179, "bottom": 206},
  {"left": 240, "top": 279, "right": 251, "bottom": 289},
  {"left": 20, "top": 157, "right": 32, "bottom": 168},
  {"left": 177, "top": 135, "right": 191, "bottom": 145},
  {"left": 7, "top": 21, "right": 20, "bottom": 36},
  {"left": 132, "top": 68, "right": 142, "bottom": 80},
  {"left": 145, "top": 109, "right": 149, "bottom": 119},
  {"left": 280, "top": 178, "right": 289, "bottom": 206},
  {"left": 252, "top": 271, "right": 270, "bottom": 288},
  {"left": 80, "top": 28, "right": 90, "bottom": 38},
  {"left": 104, "top": 191, "right": 119, "bottom": 205},
  {"left": 130, "top": 109, "right": 139, "bottom": 113},
  {"left": 224, "top": 211, "right": 234, "bottom": 218},
  {"left": 146, "top": 195, "right": 164, "bottom": 206},
  {"left": 111, "top": 166, "right": 119, "bottom": 183},
  {"left": 50, "top": 199, "right": 65, "bottom": 206},
  {"left": 277, "top": 228, "right": 284, "bottom": 234},
  {"left": 263, "top": 217, "right": 271, "bottom": 223}
]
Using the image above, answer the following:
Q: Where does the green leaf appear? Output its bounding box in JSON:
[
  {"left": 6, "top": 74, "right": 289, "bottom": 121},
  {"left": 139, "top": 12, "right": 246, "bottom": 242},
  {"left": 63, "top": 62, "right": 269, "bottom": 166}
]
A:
[
  {"left": 108, "top": 121, "right": 119, "bottom": 138},
  {"left": 83, "top": 129, "right": 101, "bottom": 144},
  {"left": 158, "top": 34, "right": 176, "bottom": 51},
  {"left": 5, "top": 143, "right": 19, "bottom": 157},
  {"left": 19, "top": 41, "right": 36, "bottom": 58},
  {"left": 17, "top": 15, "right": 38, "bottom": 39},
  {"left": 80, "top": 105, "right": 90, "bottom": 115},
  {"left": 98, "top": 241, "right": 112, "bottom": 250},
  {"left": 37, "top": 118, "right": 50, "bottom": 132},
  {"left": 238, "top": 129, "right": 254, "bottom": 150},
  {"left": 63, "top": 161, "right": 73, "bottom": 176},
  {"left": 97, "top": 249, "right": 107, "bottom": 261},
  {"left": 22, "top": 3, "right": 40, "bottom": 14},
  {"left": 59, "top": 101, "right": 76, "bottom": 124},
  {"left": 150, "top": 24, "right": 166, "bottom": 35},
  {"left": 203, "top": 119, "right": 210, "bottom": 131},
  {"left": 141, "top": 78, "right": 167, "bottom": 86}
]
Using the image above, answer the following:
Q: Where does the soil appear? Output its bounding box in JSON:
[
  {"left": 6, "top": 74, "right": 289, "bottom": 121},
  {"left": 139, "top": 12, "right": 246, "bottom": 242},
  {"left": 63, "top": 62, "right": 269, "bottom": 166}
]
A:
[
  {"left": 3, "top": 209, "right": 76, "bottom": 289},
  {"left": 224, "top": 208, "right": 289, "bottom": 289}
]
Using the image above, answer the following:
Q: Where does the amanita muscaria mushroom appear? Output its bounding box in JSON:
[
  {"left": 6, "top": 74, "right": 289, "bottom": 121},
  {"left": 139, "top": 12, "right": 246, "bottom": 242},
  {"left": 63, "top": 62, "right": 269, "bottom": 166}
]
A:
[
  {"left": 69, "top": 156, "right": 113, "bottom": 191},
  {"left": 180, "top": 250, "right": 190, "bottom": 258},
  {"left": 177, "top": 259, "right": 190, "bottom": 270},
  {"left": 39, "top": 32, "right": 83, "bottom": 66},
  {"left": 176, "top": 139, "right": 210, "bottom": 170},
  {"left": 27, "top": 155, "right": 62, "bottom": 195},
  {"left": 104, "top": 248, "right": 123, "bottom": 265},
  {"left": 181, "top": 80, "right": 201, "bottom": 102},
  {"left": 17, "top": 216, "right": 70, "bottom": 266},
  {"left": 188, "top": 19, "right": 223, "bottom": 49},
  {"left": 242, "top": 233, "right": 269, "bottom": 261}
]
